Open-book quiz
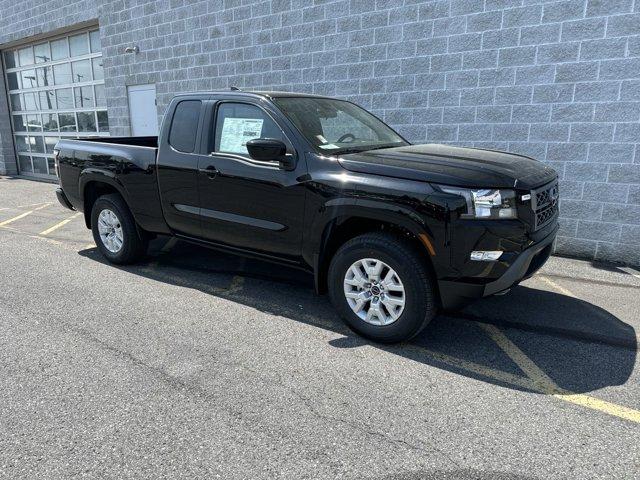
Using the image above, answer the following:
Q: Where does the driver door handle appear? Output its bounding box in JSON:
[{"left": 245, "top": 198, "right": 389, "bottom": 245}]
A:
[{"left": 199, "top": 165, "right": 218, "bottom": 179}]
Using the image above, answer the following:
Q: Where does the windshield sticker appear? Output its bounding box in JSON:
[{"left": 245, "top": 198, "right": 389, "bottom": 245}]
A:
[
  {"left": 316, "top": 134, "right": 328, "bottom": 144},
  {"left": 318, "top": 143, "right": 340, "bottom": 149},
  {"left": 219, "top": 117, "right": 264, "bottom": 154}
]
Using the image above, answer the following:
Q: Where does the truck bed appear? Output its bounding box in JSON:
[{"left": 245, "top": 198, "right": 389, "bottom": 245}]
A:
[{"left": 73, "top": 136, "right": 158, "bottom": 148}]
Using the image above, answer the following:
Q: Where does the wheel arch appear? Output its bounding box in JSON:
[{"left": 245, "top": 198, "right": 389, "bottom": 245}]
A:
[
  {"left": 79, "top": 173, "right": 129, "bottom": 229},
  {"left": 314, "top": 210, "right": 438, "bottom": 298}
]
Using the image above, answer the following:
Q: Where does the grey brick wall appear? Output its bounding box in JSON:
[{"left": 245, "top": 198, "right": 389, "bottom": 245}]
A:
[{"left": 1, "top": 0, "right": 639, "bottom": 264}]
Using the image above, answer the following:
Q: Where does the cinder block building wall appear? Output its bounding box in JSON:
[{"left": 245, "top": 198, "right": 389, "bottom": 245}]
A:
[{"left": 1, "top": 0, "right": 639, "bottom": 264}]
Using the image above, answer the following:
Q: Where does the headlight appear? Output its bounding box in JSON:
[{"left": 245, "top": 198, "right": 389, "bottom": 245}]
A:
[{"left": 439, "top": 186, "right": 517, "bottom": 219}]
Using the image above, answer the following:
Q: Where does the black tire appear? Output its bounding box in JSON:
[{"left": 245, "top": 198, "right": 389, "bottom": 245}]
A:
[
  {"left": 328, "top": 232, "right": 437, "bottom": 343},
  {"left": 91, "top": 193, "right": 148, "bottom": 264}
]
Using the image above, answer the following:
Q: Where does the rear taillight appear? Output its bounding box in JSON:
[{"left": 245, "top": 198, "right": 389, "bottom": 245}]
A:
[{"left": 53, "top": 149, "right": 60, "bottom": 177}]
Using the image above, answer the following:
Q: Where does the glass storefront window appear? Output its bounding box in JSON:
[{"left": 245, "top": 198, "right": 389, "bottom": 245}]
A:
[
  {"left": 18, "top": 47, "right": 34, "bottom": 66},
  {"left": 34, "top": 43, "right": 50, "bottom": 63},
  {"left": 7, "top": 71, "right": 20, "bottom": 90},
  {"left": 90, "top": 31, "right": 101, "bottom": 53},
  {"left": 97, "top": 111, "right": 109, "bottom": 132},
  {"left": 15, "top": 136, "right": 29, "bottom": 152},
  {"left": 95, "top": 84, "right": 106, "bottom": 107},
  {"left": 72, "top": 60, "right": 92, "bottom": 83},
  {"left": 4, "top": 50, "right": 18, "bottom": 69},
  {"left": 4, "top": 28, "right": 106, "bottom": 178},
  {"left": 39, "top": 90, "right": 56, "bottom": 110},
  {"left": 69, "top": 33, "right": 89, "bottom": 57},
  {"left": 74, "top": 86, "right": 94, "bottom": 108},
  {"left": 42, "top": 113, "right": 59, "bottom": 131},
  {"left": 45, "top": 136, "right": 58, "bottom": 153},
  {"left": 13, "top": 115, "right": 27, "bottom": 132},
  {"left": 36, "top": 66, "right": 53, "bottom": 87},
  {"left": 26, "top": 114, "right": 42, "bottom": 131},
  {"left": 92, "top": 57, "right": 104, "bottom": 81},
  {"left": 10, "top": 93, "right": 23, "bottom": 111},
  {"left": 77, "top": 111, "right": 97, "bottom": 132},
  {"left": 58, "top": 112, "right": 77, "bottom": 132},
  {"left": 50, "top": 38, "right": 69, "bottom": 61},
  {"left": 56, "top": 89, "right": 73, "bottom": 109},
  {"left": 53, "top": 63, "right": 72, "bottom": 85},
  {"left": 18, "top": 155, "right": 32, "bottom": 173},
  {"left": 23, "top": 92, "right": 39, "bottom": 111},
  {"left": 32, "top": 156, "right": 48, "bottom": 174}
]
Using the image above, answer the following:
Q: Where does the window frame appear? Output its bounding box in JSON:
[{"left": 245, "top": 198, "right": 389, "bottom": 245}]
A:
[{"left": 209, "top": 100, "right": 296, "bottom": 169}]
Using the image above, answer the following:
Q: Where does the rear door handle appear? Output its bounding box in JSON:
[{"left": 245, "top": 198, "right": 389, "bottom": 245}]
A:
[{"left": 199, "top": 165, "right": 218, "bottom": 178}]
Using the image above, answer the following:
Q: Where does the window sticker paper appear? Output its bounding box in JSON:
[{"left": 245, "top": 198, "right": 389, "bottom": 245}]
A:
[{"left": 219, "top": 117, "right": 264, "bottom": 154}]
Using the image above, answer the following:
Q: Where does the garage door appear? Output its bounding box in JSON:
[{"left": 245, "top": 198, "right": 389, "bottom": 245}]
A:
[{"left": 3, "top": 27, "right": 108, "bottom": 179}]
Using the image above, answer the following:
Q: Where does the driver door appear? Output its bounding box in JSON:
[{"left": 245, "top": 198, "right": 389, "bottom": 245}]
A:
[{"left": 196, "top": 100, "right": 307, "bottom": 262}]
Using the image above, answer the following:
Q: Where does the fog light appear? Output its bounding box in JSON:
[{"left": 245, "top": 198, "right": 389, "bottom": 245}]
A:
[{"left": 470, "top": 251, "right": 503, "bottom": 261}]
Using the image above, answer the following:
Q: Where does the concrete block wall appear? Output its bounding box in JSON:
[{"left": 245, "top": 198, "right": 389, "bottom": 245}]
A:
[{"left": 1, "top": 0, "right": 640, "bottom": 264}]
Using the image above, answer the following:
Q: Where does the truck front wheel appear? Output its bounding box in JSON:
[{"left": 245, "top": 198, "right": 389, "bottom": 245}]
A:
[
  {"left": 328, "top": 232, "right": 437, "bottom": 343},
  {"left": 91, "top": 194, "right": 148, "bottom": 264}
]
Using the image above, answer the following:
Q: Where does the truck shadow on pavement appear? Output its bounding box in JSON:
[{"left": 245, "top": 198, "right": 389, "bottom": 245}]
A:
[{"left": 79, "top": 238, "right": 637, "bottom": 396}]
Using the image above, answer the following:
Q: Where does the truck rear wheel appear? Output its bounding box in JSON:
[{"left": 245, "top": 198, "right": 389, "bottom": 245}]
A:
[
  {"left": 328, "top": 232, "right": 437, "bottom": 343},
  {"left": 91, "top": 193, "right": 148, "bottom": 264}
]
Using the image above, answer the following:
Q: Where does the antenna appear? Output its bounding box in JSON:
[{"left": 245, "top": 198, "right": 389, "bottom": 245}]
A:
[{"left": 230, "top": 86, "right": 241, "bottom": 91}]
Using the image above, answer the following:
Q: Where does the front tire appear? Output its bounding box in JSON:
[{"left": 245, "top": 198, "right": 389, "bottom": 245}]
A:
[
  {"left": 328, "top": 232, "right": 437, "bottom": 343},
  {"left": 91, "top": 193, "right": 147, "bottom": 264}
]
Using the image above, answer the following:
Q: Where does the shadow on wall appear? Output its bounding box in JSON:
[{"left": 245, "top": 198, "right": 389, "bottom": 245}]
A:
[{"left": 79, "top": 237, "right": 637, "bottom": 396}]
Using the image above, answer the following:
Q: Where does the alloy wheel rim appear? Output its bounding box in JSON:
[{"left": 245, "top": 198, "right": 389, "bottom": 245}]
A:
[
  {"left": 97, "top": 208, "right": 124, "bottom": 253},
  {"left": 343, "top": 258, "right": 405, "bottom": 326}
]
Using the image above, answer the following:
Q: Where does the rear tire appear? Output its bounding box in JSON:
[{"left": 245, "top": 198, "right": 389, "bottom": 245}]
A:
[
  {"left": 91, "top": 193, "right": 147, "bottom": 264},
  {"left": 328, "top": 232, "right": 437, "bottom": 343}
]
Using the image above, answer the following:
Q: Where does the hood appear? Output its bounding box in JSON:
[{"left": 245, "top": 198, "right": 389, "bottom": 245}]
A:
[{"left": 337, "top": 144, "right": 557, "bottom": 190}]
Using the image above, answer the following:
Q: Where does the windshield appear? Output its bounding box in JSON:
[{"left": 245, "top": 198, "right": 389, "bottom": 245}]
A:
[{"left": 272, "top": 97, "right": 408, "bottom": 154}]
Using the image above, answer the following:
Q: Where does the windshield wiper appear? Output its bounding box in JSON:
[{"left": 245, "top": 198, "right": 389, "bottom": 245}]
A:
[
  {"left": 333, "top": 143, "right": 405, "bottom": 155},
  {"left": 365, "top": 143, "right": 406, "bottom": 151},
  {"left": 331, "top": 147, "right": 368, "bottom": 155}
]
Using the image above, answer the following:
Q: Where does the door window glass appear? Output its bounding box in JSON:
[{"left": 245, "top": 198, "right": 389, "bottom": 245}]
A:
[
  {"left": 214, "top": 103, "right": 286, "bottom": 158},
  {"left": 168, "top": 100, "right": 201, "bottom": 153}
]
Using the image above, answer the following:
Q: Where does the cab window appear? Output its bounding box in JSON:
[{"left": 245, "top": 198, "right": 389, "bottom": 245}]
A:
[
  {"left": 214, "top": 103, "right": 287, "bottom": 158},
  {"left": 168, "top": 100, "right": 201, "bottom": 153}
]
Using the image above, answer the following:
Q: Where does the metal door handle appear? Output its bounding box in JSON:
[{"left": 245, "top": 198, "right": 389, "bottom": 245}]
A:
[{"left": 199, "top": 165, "right": 218, "bottom": 178}]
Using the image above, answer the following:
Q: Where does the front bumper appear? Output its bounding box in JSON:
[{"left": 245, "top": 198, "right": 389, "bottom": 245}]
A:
[
  {"left": 56, "top": 188, "right": 75, "bottom": 211},
  {"left": 439, "top": 225, "right": 558, "bottom": 310}
]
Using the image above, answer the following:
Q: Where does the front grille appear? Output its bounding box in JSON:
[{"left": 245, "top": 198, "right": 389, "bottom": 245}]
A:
[{"left": 531, "top": 181, "right": 559, "bottom": 230}]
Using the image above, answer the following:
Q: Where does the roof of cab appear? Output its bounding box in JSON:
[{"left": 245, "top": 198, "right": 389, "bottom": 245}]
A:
[{"left": 174, "top": 90, "right": 333, "bottom": 100}]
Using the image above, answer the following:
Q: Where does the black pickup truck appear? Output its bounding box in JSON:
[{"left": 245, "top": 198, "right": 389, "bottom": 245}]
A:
[{"left": 55, "top": 90, "right": 559, "bottom": 343}]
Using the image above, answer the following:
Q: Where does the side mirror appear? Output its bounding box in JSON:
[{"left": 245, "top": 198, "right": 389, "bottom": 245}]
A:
[{"left": 246, "top": 138, "right": 295, "bottom": 170}]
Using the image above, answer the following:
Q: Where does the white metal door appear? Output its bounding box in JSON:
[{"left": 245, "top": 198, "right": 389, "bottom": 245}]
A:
[{"left": 127, "top": 84, "right": 158, "bottom": 136}]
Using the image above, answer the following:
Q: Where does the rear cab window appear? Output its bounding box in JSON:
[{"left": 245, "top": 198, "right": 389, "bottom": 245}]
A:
[{"left": 169, "top": 100, "right": 202, "bottom": 153}]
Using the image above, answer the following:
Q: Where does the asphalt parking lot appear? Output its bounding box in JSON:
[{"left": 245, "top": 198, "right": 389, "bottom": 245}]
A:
[{"left": 1, "top": 176, "right": 639, "bottom": 479}]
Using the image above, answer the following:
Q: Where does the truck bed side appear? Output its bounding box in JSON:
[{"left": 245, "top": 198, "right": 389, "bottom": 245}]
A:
[{"left": 56, "top": 137, "right": 169, "bottom": 234}]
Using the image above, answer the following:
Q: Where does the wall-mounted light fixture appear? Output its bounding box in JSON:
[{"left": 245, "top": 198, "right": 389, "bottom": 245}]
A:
[{"left": 124, "top": 45, "right": 139, "bottom": 54}]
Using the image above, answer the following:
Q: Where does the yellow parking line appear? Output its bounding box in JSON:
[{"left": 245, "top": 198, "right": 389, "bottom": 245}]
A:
[
  {"left": 15, "top": 202, "right": 49, "bottom": 208},
  {"left": 480, "top": 323, "right": 640, "bottom": 424},
  {"left": 39, "top": 212, "right": 82, "bottom": 236},
  {"left": 539, "top": 276, "right": 576, "bottom": 298},
  {"left": 0, "top": 203, "right": 50, "bottom": 227}
]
